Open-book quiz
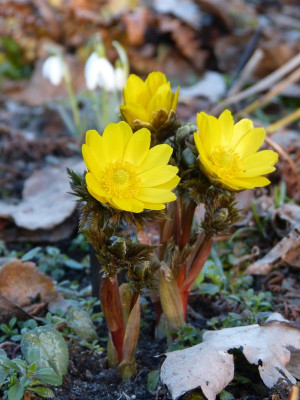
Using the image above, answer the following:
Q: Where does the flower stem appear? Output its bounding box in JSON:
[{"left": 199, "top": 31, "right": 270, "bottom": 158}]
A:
[
  {"left": 102, "top": 88, "right": 109, "bottom": 127},
  {"left": 64, "top": 66, "right": 81, "bottom": 136},
  {"left": 100, "top": 275, "right": 125, "bottom": 363}
]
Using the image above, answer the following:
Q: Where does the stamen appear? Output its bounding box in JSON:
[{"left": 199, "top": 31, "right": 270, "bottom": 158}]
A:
[
  {"left": 101, "top": 161, "right": 140, "bottom": 198},
  {"left": 211, "top": 146, "right": 242, "bottom": 178}
]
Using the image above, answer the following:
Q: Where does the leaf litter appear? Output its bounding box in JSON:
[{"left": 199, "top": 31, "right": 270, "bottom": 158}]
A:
[{"left": 161, "top": 313, "right": 300, "bottom": 400}]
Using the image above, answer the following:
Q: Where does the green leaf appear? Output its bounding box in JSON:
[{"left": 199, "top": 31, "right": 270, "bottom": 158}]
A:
[
  {"left": 35, "top": 368, "right": 62, "bottom": 386},
  {"left": 8, "top": 382, "right": 24, "bottom": 400},
  {"left": 27, "top": 348, "right": 39, "bottom": 363},
  {"left": 67, "top": 308, "right": 97, "bottom": 341},
  {"left": 220, "top": 390, "right": 235, "bottom": 400},
  {"left": 147, "top": 370, "right": 160, "bottom": 392},
  {"left": 64, "top": 258, "right": 84, "bottom": 270},
  {"left": 21, "top": 326, "right": 69, "bottom": 378},
  {"left": 29, "top": 387, "right": 55, "bottom": 398},
  {"left": 199, "top": 283, "right": 220, "bottom": 296},
  {"left": 21, "top": 247, "right": 42, "bottom": 262},
  {"left": 0, "top": 366, "right": 9, "bottom": 387}
]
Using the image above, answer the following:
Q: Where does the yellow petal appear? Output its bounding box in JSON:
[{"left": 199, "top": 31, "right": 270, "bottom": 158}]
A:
[
  {"left": 232, "top": 118, "right": 253, "bottom": 147},
  {"left": 87, "top": 187, "right": 107, "bottom": 204},
  {"left": 123, "top": 128, "right": 151, "bottom": 166},
  {"left": 243, "top": 150, "right": 278, "bottom": 169},
  {"left": 146, "top": 71, "right": 167, "bottom": 96},
  {"left": 101, "top": 122, "right": 132, "bottom": 162},
  {"left": 218, "top": 109, "right": 234, "bottom": 145},
  {"left": 156, "top": 175, "right": 180, "bottom": 190},
  {"left": 239, "top": 166, "right": 276, "bottom": 177},
  {"left": 194, "top": 132, "right": 215, "bottom": 176},
  {"left": 208, "top": 114, "right": 222, "bottom": 148},
  {"left": 86, "top": 172, "right": 111, "bottom": 198},
  {"left": 112, "top": 197, "right": 144, "bottom": 213},
  {"left": 136, "top": 187, "right": 176, "bottom": 203},
  {"left": 142, "top": 202, "right": 165, "bottom": 210},
  {"left": 147, "top": 83, "right": 172, "bottom": 115},
  {"left": 234, "top": 128, "right": 266, "bottom": 158},
  {"left": 230, "top": 176, "right": 271, "bottom": 189},
  {"left": 171, "top": 86, "right": 180, "bottom": 111},
  {"left": 120, "top": 103, "right": 150, "bottom": 125},
  {"left": 123, "top": 74, "right": 149, "bottom": 107},
  {"left": 140, "top": 165, "right": 178, "bottom": 187},
  {"left": 139, "top": 144, "right": 173, "bottom": 173},
  {"left": 196, "top": 112, "right": 211, "bottom": 153},
  {"left": 86, "top": 130, "right": 109, "bottom": 167},
  {"left": 82, "top": 144, "right": 102, "bottom": 176}
]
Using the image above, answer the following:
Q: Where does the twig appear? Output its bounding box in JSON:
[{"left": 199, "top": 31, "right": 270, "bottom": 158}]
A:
[
  {"left": 227, "top": 49, "right": 264, "bottom": 96},
  {"left": 12, "top": 344, "right": 21, "bottom": 359},
  {"left": 236, "top": 67, "right": 300, "bottom": 117},
  {"left": 0, "top": 341, "right": 19, "bottom": 349},
  {"left": 288, "top": 386, "right": 299, "bottom": 400},
  {"left": 267, "top": 108, "right": 300, "bottom": 134},
  {"left": 227, "top": 27, "right": 262, "bottom": 95},
  {"left": 265, "top": 135, "right": 300, "bottom": 187},
  {"left": 211, "top": 53, "right": 300, "bottom": 115}
]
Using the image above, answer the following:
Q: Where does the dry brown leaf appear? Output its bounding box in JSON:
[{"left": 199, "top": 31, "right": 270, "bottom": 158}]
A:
[
  {"left": 0, "top": 158, "right": 84, "bottom": 231},
  {"left": 0, "top": 260, "right": 58, "bottom": 308},
  {"left": 122, "top": 7, "right": 150, "bottom": 46},
  {"left": 246, "top": 204, "right": 300, "bottom": 275},
  {"left": 160, "top": 313, "right": 300, "bottom": 400}
]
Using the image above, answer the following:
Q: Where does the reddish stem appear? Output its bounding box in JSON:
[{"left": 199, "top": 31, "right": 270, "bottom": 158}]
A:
[
  {"left": 100, "top": 275, "right": 125, "bottom": 364},
  {"left": 179, "top": 200, "right": 196, "bottom": 249}
]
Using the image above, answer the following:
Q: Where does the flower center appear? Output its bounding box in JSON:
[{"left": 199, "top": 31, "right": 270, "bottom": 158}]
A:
[
  {"left": 211, "top": 146, "right": 242, "bottom": 178},
  {"left": 101, "top": 161, "right": 140, "bottom": 198}
]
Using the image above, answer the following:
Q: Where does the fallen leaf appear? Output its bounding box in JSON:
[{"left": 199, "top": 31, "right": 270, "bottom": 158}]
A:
[
  {"left": 179, "top": 71, "right": 226, "bottom": 103},
  {"left": 0, "top": 260, "right": 58, "bottom": 320},
  {"left": 246, "top": 204, "right": 300, "bottom": 275},
  {"left": 0, "top": 158, "right": 85, "bottom": 231},
  {"left": 160, "top": 313, "right": 300, "bottom": 400},
  {"left": 122, "top": 7, "right": 151, "bottom": 46},
  {"left": 153, "top": 0, "right": 203, "bottom": 29}
]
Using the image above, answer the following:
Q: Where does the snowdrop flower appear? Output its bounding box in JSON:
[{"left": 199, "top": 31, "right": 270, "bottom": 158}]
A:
[
  {"left": 85, "top": 52, "right": 116, "bottom": 92},
  {"left": 42, "top": 55, "right": 64, "bottom": 86},
  {"left": 114, "top": 66, "right": 127, "bottom": 91}
]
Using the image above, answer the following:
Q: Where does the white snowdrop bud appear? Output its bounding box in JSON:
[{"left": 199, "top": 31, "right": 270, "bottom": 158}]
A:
[
  {"left": 42, "top": 55, "right": 64, "bottom": 86},
  {"left": 114, "top": 67, "right": 127, "bottom": 91},
  {"left": 85, "top": 52, "right": 116, "bottom": 92}
]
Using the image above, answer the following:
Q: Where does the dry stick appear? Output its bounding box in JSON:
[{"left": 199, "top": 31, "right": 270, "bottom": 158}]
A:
[
  {"left": 0, "top": 341, "right": 18, "bottom": 349},
  {"left": 227, "top": 27, "right": 263, "bottom": 96},
  {"left": 288, "top": 386, "right": 299, "bottom": 400},
  {"left": 267, "top": 108, "right": 300, "bottom": 134},
  {"left": 211, "top": 52, "right": 300, "bottom": 115},
  {"left": 264, "top": 135, "right": 300, "bottom": 187},
  {"left": 227, "top": 49, "right": 264, "bottom": 97},
  {"left": 236, "top": 67, "right": 300, "bottom": 117}
]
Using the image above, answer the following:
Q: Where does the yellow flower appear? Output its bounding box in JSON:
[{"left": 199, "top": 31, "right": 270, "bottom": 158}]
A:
[
  {"left": 82, "top": 121, "right": 180, "bottom": 213},
  {"left": 120, "top": 71, "right": 179, "bottom": 131},
  {"left": 194, "top": 110, "right": 278, "bottom": 191}
]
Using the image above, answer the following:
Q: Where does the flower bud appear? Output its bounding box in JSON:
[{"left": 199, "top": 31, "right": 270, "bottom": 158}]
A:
[
  {"left": 85, "top": 52, "right": 116, "bottom": 92},
  {"left": 42, "top": 55, "right": 64, "bottom": 86}
]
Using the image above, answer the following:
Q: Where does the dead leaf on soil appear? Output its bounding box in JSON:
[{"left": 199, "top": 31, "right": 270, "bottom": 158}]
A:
[
  {"left": 0, "top": 259, "right": 58, "bottom": 322},
  {"left": 160, "top": 313, "right": 300, "bottom": 400},
  {"left": 0, "top": 158, "right": 85, "bottom": 231},
  {"left": 246, "top": 203, "right": 300, "bottom": 275},
  {"left": 179, "top": 71, "right": 226, "bottom": 103}
]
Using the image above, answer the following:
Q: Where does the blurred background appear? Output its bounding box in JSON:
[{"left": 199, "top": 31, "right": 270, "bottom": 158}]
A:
[{"left": 0, "top": 0, "right": 299, "bottom": 241}]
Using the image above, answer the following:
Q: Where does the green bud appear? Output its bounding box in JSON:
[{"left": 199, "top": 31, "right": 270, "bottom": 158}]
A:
[
  {"left": 182, "top": 147, "right": 196, "bottom": 167},
  {"left": 213, "top": 208, "right": 229, "bottom": 223},
  {"left": 108, "top": 237, "right": 127, "bottom": 259}
]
